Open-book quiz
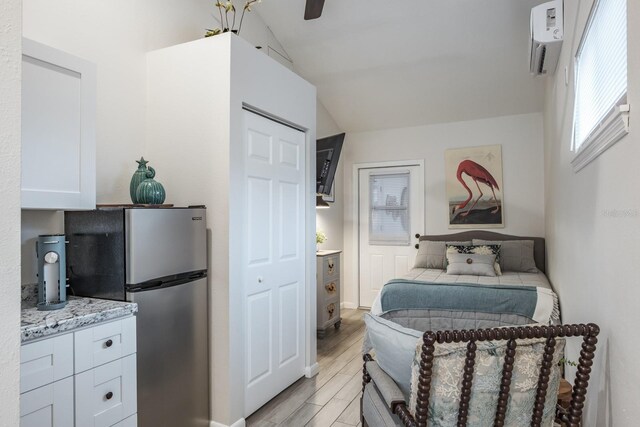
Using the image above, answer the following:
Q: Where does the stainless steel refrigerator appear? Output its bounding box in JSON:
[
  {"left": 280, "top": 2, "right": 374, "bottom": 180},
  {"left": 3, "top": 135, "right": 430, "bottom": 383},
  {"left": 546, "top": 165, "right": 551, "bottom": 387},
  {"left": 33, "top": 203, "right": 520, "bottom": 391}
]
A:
[{"left": 65, "top": 207, "right": 209, "bottom": 427}]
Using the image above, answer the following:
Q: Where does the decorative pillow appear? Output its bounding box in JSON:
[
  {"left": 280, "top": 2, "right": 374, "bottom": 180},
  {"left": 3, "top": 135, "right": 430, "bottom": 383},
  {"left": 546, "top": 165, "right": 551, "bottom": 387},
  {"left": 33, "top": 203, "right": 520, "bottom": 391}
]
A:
[
  {"left": 413, "top": 240, "right": 472, "bottom": 270},
  {"left": 473, "top": 239, "right": 538, "bottom": 273},
  {"left": 363, "top": 313, "right": 422, "bottom": 399},
  {"left": 446, "top": 244, "right": 502, "bottom": 275},
  {"left": 446, "top": 252, "right": 497, "bottom": 276},
  {"left": 408, "top": 333, "right": 565, "bottom": 425}
]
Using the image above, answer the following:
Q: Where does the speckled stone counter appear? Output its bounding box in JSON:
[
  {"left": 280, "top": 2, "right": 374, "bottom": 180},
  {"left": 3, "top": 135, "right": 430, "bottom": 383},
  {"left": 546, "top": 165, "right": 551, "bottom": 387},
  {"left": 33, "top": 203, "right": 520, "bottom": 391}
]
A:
[{"left": 21, "top": 296, "right": 137, "bottom": 343}]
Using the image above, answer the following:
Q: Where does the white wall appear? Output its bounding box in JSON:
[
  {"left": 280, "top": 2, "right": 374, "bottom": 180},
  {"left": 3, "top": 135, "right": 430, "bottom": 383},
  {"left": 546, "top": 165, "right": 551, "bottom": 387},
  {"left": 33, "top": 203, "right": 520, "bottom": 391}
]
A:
[
  {"left": 341, "top": 113, "right": 545, "bottom": 307},
  {"left": 20, "top": 0, "right": 289, "bottom": 284},
  {"left": 315, "top": 102, "right": 343, "bottom": 249},
  {"left": 0, "top": 0, "right": 21, "bottom": 423},
  {"left": 543, "top": 1, "right": 640, "bottom": 425},
  {"left": 315, "top": 102, "right": 347, "bottom": 303},
  {"left": 23, "top": 0, "right": 287, "bottom": 204},
  {"left": 21, "top": 211, "right": 64, "bottom": 285}
]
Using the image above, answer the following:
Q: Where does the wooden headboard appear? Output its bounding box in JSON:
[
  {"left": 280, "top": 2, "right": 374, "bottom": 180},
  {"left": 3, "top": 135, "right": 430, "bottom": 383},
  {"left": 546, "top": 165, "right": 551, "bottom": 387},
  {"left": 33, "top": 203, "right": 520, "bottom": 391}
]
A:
[{"left": 419, "top": 231, "right": 546, "bottom": 274}]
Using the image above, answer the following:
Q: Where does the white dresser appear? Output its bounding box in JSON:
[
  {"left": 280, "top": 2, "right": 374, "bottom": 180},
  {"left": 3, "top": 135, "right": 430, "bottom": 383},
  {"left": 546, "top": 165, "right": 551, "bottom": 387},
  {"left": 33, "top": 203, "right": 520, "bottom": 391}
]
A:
[{"left": 316, "top": 250, "right": 342, "bottom": 338}]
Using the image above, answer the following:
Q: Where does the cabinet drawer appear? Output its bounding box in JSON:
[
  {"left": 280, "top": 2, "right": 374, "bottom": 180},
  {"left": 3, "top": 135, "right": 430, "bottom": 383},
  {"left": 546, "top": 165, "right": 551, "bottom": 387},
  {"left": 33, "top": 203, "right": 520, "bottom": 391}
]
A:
[
  {"left": 20, "top": 376, "right": 74, "bottom": 427},
  {"left": 21, "top": 333, "right": 73, "bottom": 394},
  {"left": 75, "top": 316, "right": 136, "bottom": 373},
  {"left": 322, "top": 256, "right": 340, "bottom": 279},
  {"left": 319, "top": 298, "right": 340, "bottom": 327},
  {"left": 111, "top": 414, "right": 137, "bottom": 427},
  {"left": 75, "top": 354, "right": 137, "bottom": 427},
  {"left": 321, "top": 279, "right": 340, "bottom": 300}
]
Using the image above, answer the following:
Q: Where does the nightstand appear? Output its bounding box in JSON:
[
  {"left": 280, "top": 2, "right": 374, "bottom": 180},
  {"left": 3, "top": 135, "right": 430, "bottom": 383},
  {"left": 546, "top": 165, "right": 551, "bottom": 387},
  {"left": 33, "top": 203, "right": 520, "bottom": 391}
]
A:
[{"left": 316, "top": 250, "right": 342, "bottom": 338}]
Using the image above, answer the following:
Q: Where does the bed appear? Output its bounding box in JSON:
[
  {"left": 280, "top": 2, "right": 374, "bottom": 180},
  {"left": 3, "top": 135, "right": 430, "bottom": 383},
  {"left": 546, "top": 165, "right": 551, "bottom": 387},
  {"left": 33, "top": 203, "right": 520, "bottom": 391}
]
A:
[
  {"left": 369, "top": 231, "right": 560, "bottom": 327},
  {"left": 361, "top": 232, "right": 573, "bottom": 426}
]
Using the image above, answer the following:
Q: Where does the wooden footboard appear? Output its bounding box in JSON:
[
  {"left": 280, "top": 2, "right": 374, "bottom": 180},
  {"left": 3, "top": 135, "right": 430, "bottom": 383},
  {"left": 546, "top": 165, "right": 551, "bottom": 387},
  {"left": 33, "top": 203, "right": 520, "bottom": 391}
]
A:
[{"left": 361, "top": 323, "right": 600, "bottom": 427}]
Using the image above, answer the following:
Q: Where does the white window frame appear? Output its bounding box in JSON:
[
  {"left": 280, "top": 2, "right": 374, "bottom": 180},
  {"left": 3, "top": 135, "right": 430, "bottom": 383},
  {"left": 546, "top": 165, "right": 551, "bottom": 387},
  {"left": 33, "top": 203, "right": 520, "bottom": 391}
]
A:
[{"left": 571, "top": 0, "right": 629, "bottom": 172}]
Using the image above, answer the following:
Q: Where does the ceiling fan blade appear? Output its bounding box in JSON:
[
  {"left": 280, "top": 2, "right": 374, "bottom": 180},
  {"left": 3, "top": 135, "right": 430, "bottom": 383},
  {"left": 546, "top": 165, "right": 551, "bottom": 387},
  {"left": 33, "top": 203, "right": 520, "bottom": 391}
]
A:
[{"left": 304, "top": 0, "right": 325, "bottom": 20}]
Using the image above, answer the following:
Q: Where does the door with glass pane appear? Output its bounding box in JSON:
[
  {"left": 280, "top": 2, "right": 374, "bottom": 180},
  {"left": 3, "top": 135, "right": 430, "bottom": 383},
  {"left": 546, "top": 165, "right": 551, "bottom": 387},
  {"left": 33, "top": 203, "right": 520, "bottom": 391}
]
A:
[{"left": 358, "top": 164, "right": 424, "bottom": 307}]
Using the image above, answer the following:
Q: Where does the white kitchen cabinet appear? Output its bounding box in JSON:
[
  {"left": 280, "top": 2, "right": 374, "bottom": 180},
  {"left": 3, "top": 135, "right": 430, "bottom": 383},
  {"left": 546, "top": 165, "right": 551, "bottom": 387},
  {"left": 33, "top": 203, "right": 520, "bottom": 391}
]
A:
[
  {"left": 21, "top": 38, "right": 96, "bottom": 210},
  {"left": 20, "top": 377, "right": 74, "bottom": 427},
  {"left": 20, "top": 316, "right": 137, "bottom": 427},
  {"left": 20, "top": 332, "right": 73, "bottom": 394}
]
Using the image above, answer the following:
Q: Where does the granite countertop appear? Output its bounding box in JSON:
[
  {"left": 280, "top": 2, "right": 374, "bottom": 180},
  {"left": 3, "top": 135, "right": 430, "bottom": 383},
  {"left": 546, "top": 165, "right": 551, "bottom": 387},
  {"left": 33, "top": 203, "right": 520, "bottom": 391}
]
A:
[{"left": 21, "top": 296, "right": 138, "bottom": 343}]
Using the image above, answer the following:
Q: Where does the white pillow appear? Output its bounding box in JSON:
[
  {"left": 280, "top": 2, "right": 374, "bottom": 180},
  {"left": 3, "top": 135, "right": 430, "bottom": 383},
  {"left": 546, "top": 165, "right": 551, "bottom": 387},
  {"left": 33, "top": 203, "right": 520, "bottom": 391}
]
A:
[{"left": 364, "top": 313, "right": 422, "bottom": 398}]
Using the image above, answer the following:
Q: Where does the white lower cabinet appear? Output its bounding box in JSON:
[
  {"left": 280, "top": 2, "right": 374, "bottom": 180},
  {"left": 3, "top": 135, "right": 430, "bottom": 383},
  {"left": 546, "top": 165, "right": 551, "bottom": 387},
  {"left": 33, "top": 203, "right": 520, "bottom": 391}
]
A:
[
  {"left": 20, "top": 377, "right": 74, "bottom": 427},
  {"left": 20, "top": 316, "right": 137, "bottom": 427}
]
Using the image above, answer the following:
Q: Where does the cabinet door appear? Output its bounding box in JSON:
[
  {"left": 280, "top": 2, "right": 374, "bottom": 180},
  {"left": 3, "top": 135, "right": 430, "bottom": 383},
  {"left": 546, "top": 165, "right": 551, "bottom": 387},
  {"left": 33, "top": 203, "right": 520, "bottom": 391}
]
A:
[
  {"left": 21, "top": 38, "right": 96, "bottom": 210},
  {"left": 21, "top": 333, "right": 74, "bottom": 394},
  {"left": 75, "top": 354, "right": 137, "bottom": 427},
  {"left": 20, "top": 377, "right": 74, "bottom": 427}
]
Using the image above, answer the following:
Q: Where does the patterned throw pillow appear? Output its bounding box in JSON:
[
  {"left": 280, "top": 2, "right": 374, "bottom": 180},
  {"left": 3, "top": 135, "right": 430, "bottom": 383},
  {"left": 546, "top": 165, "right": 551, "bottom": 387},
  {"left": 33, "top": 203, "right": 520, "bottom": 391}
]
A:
[
  {"left": 446, "top": 244, "right": 502, "bottom": 275},
  {"left": 408, "top": 334, "right": 565, "bottom": 425}
]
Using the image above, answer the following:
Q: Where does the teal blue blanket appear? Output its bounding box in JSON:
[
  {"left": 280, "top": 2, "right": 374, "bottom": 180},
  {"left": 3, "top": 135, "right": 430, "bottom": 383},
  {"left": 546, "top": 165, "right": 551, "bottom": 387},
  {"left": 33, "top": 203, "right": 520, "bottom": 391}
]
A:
[{"left": 377, "top": 279, "right": 557, "bottom": 324}]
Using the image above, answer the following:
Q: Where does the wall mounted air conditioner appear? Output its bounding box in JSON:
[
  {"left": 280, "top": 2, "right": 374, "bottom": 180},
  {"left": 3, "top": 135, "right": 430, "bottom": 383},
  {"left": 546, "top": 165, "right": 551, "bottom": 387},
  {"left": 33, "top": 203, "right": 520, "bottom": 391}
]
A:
[{"left": 529, "top": 0, "right": 564, "bottom": 76}]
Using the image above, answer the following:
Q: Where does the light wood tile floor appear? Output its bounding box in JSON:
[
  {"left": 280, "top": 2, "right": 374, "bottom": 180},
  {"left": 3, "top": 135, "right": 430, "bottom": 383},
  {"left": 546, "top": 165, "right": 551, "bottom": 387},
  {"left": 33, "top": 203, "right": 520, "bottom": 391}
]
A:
[{"left": 246, "top": 309, "right": 367, "bottom": 427}]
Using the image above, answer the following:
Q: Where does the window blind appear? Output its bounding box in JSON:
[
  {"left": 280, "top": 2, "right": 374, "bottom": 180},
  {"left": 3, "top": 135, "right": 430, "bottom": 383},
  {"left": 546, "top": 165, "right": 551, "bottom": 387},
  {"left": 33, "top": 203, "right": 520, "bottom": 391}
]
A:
[
  {"left": 573, "top": 0, "right": 627, "bottom": 150},
  {"left": 369, "top": 172, "right": 410, "bottom": 246}
]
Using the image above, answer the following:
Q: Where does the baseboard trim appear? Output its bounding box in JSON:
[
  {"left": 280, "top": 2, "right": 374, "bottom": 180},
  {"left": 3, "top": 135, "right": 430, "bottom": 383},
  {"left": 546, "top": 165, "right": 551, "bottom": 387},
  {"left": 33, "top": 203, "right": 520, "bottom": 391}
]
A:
[
  {"left": 305, "top": 362, "right": 320, "bottom": 378},
  {"left": 210, "top": 418, "right": 246, "bottom": 427},
  {"left": 341, "top": 302, "right": 358, "bottom": 309}
]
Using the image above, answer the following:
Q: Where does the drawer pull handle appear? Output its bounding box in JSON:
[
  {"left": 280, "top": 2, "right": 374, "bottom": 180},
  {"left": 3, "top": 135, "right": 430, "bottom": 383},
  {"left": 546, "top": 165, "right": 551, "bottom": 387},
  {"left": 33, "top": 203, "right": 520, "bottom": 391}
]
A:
[
  {"left": 105, "top": 392, "right": 114, "bottom": 400},
  {"left": 327, "top": 303, "right": 335, "bottom": 318},
  {"left": 105, "top": 339, "right": 113, "bottom": 348},
  {"left": 327, "top": 261, "right": 335, "bottom": 274},
  {"left": 325, "top": 282, "right": 336, "bottom": 294}
]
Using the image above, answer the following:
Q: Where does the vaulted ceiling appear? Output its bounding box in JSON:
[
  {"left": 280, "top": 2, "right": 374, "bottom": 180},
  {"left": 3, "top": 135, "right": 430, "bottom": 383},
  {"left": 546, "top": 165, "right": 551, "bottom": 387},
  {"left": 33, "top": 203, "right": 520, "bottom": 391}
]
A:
[{"left": 256, "top": 0, "right": 548, "bottom": 132}]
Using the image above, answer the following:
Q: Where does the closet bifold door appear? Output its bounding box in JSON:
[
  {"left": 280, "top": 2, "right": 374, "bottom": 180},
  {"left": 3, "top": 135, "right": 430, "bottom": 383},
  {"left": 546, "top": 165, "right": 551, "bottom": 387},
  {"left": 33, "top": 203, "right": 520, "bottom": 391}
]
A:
[{"left": 242, "top": 109, "right": 307, "bottom": 416}]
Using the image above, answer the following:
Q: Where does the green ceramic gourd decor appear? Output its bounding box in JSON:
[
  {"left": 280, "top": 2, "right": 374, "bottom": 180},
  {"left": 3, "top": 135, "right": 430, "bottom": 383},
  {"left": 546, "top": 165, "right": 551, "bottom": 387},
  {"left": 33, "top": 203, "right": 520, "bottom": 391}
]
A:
[
  {"left": 136, "top": 167, "right": 166, "bottom": 205},
  {"left": 130, "top": 157, "right": 150, "bottom": 203}
]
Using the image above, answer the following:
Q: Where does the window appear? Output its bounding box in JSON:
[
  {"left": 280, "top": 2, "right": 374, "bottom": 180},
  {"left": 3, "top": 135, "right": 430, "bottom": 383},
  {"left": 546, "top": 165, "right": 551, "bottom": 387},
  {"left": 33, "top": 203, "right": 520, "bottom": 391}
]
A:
[
  {"left": 369, "top": 172, "right": 410, "bottom": 246},
  {"left": 572, "top": 0, "right": 628, "bottom": 171}
]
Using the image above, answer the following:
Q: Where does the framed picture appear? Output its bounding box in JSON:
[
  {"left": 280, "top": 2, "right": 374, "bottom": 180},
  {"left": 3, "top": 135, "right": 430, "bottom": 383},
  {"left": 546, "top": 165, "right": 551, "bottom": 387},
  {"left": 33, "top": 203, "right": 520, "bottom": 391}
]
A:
[
  {"left": 445, "top": 144, "right": 504, "bottom": 228},
  {"left": 322, "top": 181, "right": 335, "bottom": 203}
]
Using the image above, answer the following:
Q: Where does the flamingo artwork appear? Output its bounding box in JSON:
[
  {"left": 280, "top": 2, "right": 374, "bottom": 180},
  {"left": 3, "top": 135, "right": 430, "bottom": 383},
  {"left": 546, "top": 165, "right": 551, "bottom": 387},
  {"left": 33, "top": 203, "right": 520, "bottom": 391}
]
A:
[{"left": 453, "top": 159, "right": 501, "bottom": 218}]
